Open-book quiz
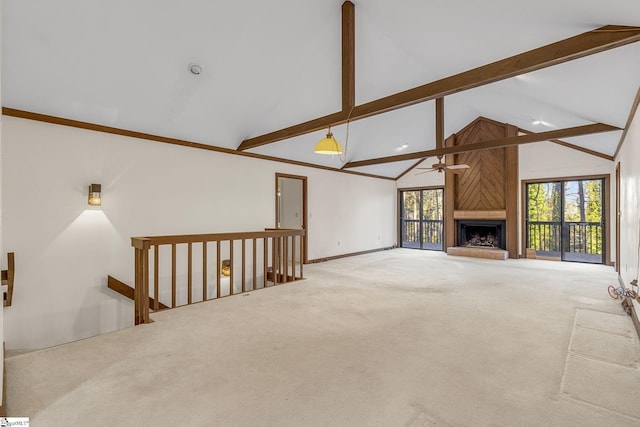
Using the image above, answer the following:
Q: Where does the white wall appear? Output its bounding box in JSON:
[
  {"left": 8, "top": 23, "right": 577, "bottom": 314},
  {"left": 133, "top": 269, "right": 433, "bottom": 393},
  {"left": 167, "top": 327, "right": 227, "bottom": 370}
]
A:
[
  {"left": 519, "top": 142, "right": 614, "bottom": 180},
  {"left": 1, "top": 116, "right": 396, "bottom": 349},
  {"left": 616, "top": 100, "right": 640, "bottom": 315}
]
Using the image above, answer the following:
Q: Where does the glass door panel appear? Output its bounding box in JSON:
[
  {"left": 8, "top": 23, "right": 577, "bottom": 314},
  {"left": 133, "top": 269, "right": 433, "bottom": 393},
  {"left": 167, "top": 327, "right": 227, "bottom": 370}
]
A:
[
  {"left": 526, "top": 182, "right": 562, "bottom": 258},
  {"left": 562, "top": 179, "right": 603, "bottom": 263},
  {"left": 401, "top": 191, "right": 421, "bottom": 249},
  {"left": 421, "top": 189, "right": 444, "bottom": 250},
  {"left": 400, "top": 189, "right": 443, "bottom": 250}
]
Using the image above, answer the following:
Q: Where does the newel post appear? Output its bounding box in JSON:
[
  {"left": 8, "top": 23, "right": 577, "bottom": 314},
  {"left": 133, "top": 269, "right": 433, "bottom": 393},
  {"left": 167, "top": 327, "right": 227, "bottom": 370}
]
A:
[{"left": 131, "top": 237, "right": 151, "bottom": 325}]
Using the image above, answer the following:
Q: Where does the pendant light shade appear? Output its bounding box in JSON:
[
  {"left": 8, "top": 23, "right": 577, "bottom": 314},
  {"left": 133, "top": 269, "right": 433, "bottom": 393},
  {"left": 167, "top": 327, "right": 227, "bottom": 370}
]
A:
[{"left": 314, "top": 130, "right": 343, "bottom": 155}]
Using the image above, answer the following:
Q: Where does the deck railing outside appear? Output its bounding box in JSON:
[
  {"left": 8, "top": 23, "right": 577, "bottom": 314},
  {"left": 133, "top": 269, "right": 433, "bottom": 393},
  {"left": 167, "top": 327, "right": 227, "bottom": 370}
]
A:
[
  {"left": 131, "top": 229, "right": 305, "bottom": 325},
  {"left": 527, "top": 221, "right": 603, "bottom": 255},
  {"left": 401, "top": 219, "right": 443, "bottom": 250}
]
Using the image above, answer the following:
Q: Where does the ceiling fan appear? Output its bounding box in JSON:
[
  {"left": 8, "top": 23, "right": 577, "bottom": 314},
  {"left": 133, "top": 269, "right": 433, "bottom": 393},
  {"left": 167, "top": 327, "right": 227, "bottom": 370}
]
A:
[{"left": 415, "top": 156, "right": 470, "bottom": 174}]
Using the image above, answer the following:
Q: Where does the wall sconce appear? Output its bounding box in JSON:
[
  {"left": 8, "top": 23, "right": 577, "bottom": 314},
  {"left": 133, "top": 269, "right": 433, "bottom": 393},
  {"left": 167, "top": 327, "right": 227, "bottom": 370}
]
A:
[{"left": 88, "top": 184, "right": 102, "bottom": 206}]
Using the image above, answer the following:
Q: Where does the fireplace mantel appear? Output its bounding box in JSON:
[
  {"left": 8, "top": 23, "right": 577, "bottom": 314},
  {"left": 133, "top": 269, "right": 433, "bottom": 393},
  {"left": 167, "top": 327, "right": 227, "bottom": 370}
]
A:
[{"left": 453, "top": 210, "right": 506, "bottom": 220}]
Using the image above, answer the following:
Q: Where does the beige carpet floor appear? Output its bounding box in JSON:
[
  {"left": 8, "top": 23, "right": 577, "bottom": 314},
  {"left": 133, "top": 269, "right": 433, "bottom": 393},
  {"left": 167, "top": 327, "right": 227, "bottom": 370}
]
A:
[{"left": 6, "top": 249, "right": 640, "bottom": 426}]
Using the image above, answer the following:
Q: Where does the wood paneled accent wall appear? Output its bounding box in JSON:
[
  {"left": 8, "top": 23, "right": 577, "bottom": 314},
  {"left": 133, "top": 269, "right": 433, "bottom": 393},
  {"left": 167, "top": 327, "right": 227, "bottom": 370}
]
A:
[{"left": 445, "top": 118, "right": 519, "bottom": 258}]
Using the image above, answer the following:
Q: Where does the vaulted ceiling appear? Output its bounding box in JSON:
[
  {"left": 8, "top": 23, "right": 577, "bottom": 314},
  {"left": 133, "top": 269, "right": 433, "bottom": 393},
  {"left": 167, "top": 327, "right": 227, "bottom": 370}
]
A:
[{"left": 3, "top": 0, "right": 640, "bottom": 178}]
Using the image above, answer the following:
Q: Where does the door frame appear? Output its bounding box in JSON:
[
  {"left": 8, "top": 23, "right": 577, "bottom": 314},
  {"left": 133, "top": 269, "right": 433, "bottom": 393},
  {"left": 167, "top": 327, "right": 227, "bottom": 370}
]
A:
[
  {"left": 397, "top": 186, "right": 445, "bottom": 250},
  {"left": 521, "top": 173, "right": 611, "bottom": 265},
  {"left": 275, "top": 173, "right": 308, "bottom": 264}
]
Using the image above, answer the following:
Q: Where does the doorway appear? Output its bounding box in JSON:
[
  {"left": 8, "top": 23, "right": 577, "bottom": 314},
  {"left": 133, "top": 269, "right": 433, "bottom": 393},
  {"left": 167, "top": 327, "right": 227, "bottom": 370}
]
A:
[
  {"left": 275, "top": 173, "right": 308, "bottom": 263},
  {"left": 525, "top": 177, "right": 607, "bottom": 264},
  {"left": 399, "top": 188, "right": 444, "bottom": 250}
]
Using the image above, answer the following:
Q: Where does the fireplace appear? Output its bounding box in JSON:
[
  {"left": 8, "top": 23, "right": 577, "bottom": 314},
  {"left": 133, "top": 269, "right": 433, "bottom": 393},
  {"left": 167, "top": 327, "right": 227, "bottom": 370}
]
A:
[{"left": 457, "top": 220, "right": 506, "bottom": 249}]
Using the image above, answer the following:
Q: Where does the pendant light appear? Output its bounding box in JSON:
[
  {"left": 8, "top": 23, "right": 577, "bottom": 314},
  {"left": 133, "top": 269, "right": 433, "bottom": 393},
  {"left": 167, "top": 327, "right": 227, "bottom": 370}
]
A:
[{"left": 314, "top": 128, "right": 343, "bottom": 155}]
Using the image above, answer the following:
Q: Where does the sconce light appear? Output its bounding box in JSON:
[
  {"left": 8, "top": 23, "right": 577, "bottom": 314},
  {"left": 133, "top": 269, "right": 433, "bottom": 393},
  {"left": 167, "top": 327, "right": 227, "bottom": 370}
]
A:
[{"left": 88, "top": 184, "right": 102, "bottom": 206}]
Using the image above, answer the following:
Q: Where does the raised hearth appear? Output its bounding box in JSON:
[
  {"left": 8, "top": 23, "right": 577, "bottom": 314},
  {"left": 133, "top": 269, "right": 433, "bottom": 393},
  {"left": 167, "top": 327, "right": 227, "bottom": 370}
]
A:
[{"left": 447, "top": 246, "right": 509, "bottom": 260}]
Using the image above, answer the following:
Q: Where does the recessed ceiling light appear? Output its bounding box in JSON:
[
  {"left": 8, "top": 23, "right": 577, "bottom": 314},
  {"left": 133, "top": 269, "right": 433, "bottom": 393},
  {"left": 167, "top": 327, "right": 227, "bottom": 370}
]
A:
[
  {"left": 532, "top": 119, "right": 552, "bottom": 127},
  {"left": 188, "top": 64, "right": 202, "bottom": 75}
]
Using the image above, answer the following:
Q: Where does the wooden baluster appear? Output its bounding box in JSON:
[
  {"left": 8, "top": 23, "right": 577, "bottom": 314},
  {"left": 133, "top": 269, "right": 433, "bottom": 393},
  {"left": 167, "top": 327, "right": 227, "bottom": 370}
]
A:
[
  {"left": 291, "top": 236, "right": 296, "bottom": 280},
  {"left": 187, "top": 242, "right": 193, "bottom": 304},
  {"left": 252, "top": 238, "right": 257, "bottom": 291},
  {"left": 171, "top": 243, "right": 177, "bottom": 308},
  {"left": 203, "top": 242, "right": 208, "bottom": 301},
  {"left": 241, "top": 239, "right": 246, "bottom": 293},
  {"left": 153, "top": 244, "right": 159, "bottom": 311},
  {"left": 134, "top": 247, "right": 142, "bottom": 325},
  {"left": 142, "top": 246, "right": 150, "bottom": 322},
  {"left": 216, "top": 240, "right": 221, "bottom": 299},
  {"left": 283, "top": 236, "right": 289, "bottom": 283},
  {"left": 230, "top": 240, "right": 234, "bottom": 296},
  {"left": 263, "top": 237, "right": 268, "bottom": 289},
  {"left": 133, "top": 238, "right": 151, "bottom": 325},
  {"left": 299, "top": 235, "right": 304, "bottom": 279},
  {"left": 272, "top": 236, "right": 278, "bottom": 285},
  {"left": 2, "top": 252, "right": 15, "bottom": 307}
]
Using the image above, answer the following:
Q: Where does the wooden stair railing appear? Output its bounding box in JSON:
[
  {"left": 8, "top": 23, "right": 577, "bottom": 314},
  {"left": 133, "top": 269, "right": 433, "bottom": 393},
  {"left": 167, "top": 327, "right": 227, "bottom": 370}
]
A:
[
  {"left": 130, "top": 229, "right": 305, "bottom": 325},
  {"left": 107, "top": 275, "right": 169, "bottom": 312},
  {"left": 1, "top": 252, "right": 15, "bottom": 307}
]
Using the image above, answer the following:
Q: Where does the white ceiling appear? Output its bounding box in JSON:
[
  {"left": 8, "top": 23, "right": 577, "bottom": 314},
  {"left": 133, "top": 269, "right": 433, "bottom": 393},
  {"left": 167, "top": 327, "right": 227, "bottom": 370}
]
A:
[{"left": 3, "top": 0, "right": 640, "bottom": 178}]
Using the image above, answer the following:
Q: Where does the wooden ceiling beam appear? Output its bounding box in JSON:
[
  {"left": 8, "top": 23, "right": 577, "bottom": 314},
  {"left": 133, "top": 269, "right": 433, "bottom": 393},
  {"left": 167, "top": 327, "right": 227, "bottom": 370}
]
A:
[
  {"left": 435, "top": 97, "right": 444, "bottom": 150},
  {"left": 344, "top": 123, "right": 620, "bottom": 168},
  {"left": 238, "top": 25, "right": 640, "bottom": 151},
  {"left": 518, "top": 128, "right": 614, "bottom": 161},
  {"left": 342, "top": 1, "right": 355, "bottom": 112},
  {"left": 352, "top": 26, "right": 640, "bottom": 120}
]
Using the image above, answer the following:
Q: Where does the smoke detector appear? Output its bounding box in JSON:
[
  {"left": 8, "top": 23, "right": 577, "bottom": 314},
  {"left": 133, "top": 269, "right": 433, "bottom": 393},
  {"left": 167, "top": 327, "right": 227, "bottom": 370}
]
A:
[{"left": 188, "top": 64, "right": 202, "bottom": 75}]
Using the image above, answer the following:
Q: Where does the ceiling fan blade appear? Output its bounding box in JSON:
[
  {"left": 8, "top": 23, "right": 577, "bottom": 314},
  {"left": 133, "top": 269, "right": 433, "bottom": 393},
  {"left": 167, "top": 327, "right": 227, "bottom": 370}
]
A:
[
  {"left": 446, "top": 164, "right": 470, "bottom": 170},
  {"left": 415, "top": 168, "right": 436, "bottom": 175},
  {"left": 445, "top": 168, "right": 467, "bottom": 174}
]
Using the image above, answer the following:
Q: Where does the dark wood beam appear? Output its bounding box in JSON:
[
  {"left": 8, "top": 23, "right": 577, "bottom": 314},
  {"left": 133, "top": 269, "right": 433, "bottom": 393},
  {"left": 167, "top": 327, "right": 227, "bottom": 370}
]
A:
[
  {"left": 353, "top": 26, "right": 640, "bottom": 120},
  {"left": 238, "top": 110, "right": 347, "bottom": 151},
  {"left": 519, "top": 128, "right": 614, "bottom": 161},
  {"left": 435, "top": 97, "right": 444, "bottom": 150},
  {"left": 238, "top": 25, "right": 640, "bottom": 151},
  {"left": 342, "top": 1, "right": 355, "bottom": 112},
  {"left": 395, "top": 158, "right": 427, "bottom": 180},
  {"left": 344, "top": 123, "right": 620, "bottom": 168},
  {"left": 3, "top": 107, "right": 394, "bottom": 181}
]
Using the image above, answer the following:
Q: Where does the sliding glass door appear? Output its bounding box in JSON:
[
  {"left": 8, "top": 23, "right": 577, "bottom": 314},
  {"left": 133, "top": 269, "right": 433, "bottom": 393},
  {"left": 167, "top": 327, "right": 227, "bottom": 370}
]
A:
[
  {"left": 526, "top": 178, "right": 605, "bottom": 264},
  {"left": 400, "top": 188, "right": 444, "bottom": 251}
]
